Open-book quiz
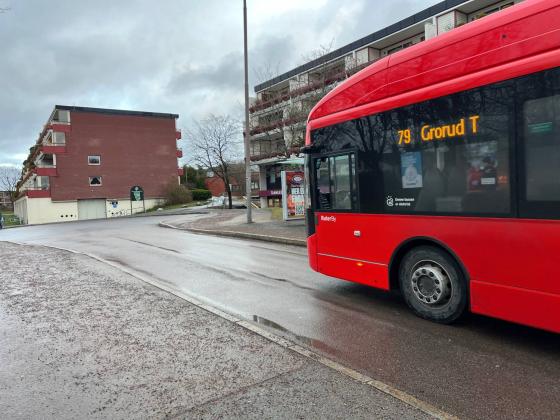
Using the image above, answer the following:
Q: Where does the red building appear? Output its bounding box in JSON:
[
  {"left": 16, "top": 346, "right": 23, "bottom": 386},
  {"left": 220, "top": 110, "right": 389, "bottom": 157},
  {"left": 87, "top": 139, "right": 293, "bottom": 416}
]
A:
[
  {"left": 205, "top": 175, "right": 241, "bottom": 198},
  {"left": 15, "top": 105, "right": 182, "bottom": 224}
]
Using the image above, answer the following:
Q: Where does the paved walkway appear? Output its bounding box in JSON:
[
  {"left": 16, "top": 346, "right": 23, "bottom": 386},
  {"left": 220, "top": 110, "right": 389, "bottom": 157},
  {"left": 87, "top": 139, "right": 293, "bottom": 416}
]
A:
[
  {"left": 0, "top": 242, "right": 429, "bottom": 419},
  {"left": 161, "top": 209, "right": 307, "bottom": 246}
]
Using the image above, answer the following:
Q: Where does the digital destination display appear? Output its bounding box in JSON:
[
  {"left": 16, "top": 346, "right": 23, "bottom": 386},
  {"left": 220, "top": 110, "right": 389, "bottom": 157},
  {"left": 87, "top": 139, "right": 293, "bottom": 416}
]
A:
[{"left": 398, "top": 115, "right": 480, "bottom": 145}]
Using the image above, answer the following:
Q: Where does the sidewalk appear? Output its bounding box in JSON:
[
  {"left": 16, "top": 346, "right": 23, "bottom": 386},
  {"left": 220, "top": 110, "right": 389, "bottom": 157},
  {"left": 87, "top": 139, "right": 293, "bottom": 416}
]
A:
[
  {"left": 161, "top": 209, "right": 307, "bottom": 247},
  {"left": 0, "top": 242, "right": 429, "bottom": 419}
]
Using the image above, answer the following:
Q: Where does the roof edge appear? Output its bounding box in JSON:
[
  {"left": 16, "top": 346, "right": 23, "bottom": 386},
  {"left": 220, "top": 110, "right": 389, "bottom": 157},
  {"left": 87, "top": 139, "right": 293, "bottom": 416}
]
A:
[{"left": 55, "top": 105, "right": 179, "bottom": 119}]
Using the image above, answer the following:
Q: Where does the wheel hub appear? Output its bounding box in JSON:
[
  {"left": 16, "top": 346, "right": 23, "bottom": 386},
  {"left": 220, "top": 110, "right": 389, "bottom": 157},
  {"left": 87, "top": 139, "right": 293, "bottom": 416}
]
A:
[{"left": 411, "top": 262, "right": 450, "bottom": 306}]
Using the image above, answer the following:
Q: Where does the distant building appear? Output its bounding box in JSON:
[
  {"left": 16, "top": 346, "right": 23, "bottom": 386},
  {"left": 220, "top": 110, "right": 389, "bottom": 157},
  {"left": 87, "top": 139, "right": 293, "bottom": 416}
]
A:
[
  {"left": 0, "top": 191, "right": 13, "bottom": 210},
  {"left": 204, "top": 169, "right": 260, "bottom": 199},
  {"left": 15, "top": 105, "right": 182, "bottom": 224},
  {"left": 205, "top": 173, "right": 242, "bottom": 198},
  {"left": 249, "top": 0, "right": 521, "bottom": 208}
]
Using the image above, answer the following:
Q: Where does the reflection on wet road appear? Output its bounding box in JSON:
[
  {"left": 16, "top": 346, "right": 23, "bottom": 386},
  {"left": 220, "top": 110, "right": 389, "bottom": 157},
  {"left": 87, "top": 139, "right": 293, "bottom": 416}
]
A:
[{"left": 2, "top": 215, "right": 559, "bottom": 420}]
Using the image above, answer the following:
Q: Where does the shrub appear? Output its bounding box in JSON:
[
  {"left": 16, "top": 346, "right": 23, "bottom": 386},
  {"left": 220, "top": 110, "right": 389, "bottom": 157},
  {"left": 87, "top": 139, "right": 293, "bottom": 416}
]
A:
[
  {"left": 164, "top": 181, "right": 192, "bottom": 205},
  {"left": 192, "top": 189, "right": 211, "bottom": 201}
]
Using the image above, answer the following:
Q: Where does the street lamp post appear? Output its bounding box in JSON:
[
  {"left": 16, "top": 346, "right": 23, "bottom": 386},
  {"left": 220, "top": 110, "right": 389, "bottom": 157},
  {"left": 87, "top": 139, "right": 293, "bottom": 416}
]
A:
[{"left": 243, "top": 0, "right": 253, "bottom": 224}]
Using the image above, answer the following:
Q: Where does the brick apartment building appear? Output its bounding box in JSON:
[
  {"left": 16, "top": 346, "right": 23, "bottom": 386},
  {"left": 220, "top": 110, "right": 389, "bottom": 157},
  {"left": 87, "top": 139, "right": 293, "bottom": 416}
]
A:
[
  {"left": 15, "top": 105, "right": 182, "bottom": 224},
  {"left": 249, "top": 0, "right": 520, "bottom": 208}
]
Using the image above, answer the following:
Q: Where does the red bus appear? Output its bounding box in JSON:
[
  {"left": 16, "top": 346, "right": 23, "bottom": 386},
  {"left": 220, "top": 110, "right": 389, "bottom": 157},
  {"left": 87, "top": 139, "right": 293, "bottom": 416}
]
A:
[{"left": 304, "top": 0, "right": 560, "bottom": 333}]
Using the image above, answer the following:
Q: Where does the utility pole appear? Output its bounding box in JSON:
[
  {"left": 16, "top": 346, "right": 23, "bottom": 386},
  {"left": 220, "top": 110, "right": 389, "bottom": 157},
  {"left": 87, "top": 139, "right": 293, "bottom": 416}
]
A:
[{"left": 243, "top": 0, "right": 252, "bottom": 223}]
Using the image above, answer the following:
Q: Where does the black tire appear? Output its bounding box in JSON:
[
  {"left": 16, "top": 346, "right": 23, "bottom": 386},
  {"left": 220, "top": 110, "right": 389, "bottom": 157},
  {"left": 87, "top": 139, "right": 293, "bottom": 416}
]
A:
[{"left": 399, "top": 246, "right": 467, "bottom": 324}]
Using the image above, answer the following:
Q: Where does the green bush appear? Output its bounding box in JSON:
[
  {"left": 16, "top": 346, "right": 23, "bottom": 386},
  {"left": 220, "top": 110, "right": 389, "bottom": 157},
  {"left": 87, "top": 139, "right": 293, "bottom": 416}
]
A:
[
  {"left": 164, "top": 181, "right": 193, "bottom": 206},
  {"left": 192, "top": 189, "right": 211, "bottom": 201}
]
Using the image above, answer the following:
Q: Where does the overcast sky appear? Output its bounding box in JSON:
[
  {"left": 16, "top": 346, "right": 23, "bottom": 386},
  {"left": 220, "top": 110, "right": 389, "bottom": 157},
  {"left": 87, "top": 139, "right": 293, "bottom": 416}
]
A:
[{"left": 0, "top": 0, "right": 435, "bottom": 167}]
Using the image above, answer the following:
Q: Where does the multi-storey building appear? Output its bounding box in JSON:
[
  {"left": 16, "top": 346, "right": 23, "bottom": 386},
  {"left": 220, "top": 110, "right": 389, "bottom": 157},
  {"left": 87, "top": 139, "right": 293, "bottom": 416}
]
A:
[
  {"left": 249, "top": 0, "right": 521, "bottom": 208},
  {"left": 15, "top": 105, "right": 182, "bottom": 224}
]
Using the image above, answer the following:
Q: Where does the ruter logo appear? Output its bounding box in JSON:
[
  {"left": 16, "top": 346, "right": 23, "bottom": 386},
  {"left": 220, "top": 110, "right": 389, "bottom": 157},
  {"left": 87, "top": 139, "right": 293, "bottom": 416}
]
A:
[{"left": 386, "top": 195, "right": 394, "bottom": 207}]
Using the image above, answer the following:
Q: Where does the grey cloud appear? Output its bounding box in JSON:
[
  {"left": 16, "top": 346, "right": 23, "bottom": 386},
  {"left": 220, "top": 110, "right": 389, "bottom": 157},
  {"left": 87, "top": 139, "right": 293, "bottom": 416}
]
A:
[
  {"left": 167, "top": 52, "right": 244, "bottom": 93},
  {"left": 0, "top": 0, "right": 441, "bottom": 166}
]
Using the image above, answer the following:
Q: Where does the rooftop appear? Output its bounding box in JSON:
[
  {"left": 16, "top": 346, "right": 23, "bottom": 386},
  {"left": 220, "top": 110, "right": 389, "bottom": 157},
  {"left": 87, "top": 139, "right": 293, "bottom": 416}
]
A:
[{"left": 55, "top": 105, "right": 179, "bottom": 119}]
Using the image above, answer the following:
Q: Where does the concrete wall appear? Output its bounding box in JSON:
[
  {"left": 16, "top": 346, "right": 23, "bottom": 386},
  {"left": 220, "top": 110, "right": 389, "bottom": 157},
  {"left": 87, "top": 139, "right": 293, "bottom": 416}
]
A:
[
  {"left": 14, "top": 197, "right": 28, "bottom": 224},
  {"left": 14, "top": 196, "right": 165, "bottom": 224},
  {"left": 106, "top": 198, "right": 164, "bottom": 217},
  {"left": 15, "top": 197, "right": 79, "bottom": 225}
]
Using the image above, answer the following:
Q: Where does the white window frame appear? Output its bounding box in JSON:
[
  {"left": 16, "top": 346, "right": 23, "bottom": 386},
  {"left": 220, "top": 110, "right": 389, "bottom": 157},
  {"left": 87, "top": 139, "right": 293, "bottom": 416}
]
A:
[
  {"left": 89, "top": 176, "right": 102, "bottom": 186},
  {"left": 88, "top": 155, "right": 101, "bottom": 165}
]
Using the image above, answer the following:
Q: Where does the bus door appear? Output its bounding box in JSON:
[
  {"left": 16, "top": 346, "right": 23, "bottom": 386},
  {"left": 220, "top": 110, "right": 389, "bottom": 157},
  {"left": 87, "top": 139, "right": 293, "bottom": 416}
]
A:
[{"left": 312, "top": 152, "right": 386, "bottom": 287}]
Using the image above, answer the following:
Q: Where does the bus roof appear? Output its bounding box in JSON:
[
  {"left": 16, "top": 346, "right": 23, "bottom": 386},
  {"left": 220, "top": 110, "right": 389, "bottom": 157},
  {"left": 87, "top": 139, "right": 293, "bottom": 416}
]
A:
[{"left": 307, "top": 0, "right": 559, "bottom": 129}]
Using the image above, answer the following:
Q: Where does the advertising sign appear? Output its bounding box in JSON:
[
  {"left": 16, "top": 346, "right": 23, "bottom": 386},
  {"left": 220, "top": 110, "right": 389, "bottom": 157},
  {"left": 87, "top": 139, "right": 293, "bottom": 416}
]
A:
[
  {"left": 281, "top": 171, "right": 305, "bottom": 221},
  {"left": 401, "top": 151, "right": 423, "bottom": 189}
]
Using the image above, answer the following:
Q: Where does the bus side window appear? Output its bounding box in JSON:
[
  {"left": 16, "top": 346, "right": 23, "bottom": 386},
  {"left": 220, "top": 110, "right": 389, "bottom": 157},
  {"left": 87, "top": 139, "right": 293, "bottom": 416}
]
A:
[
  {"left": 316, "top": 157, "right": 331, "bottom": 209},
  {"left": 523, "top": 95, "right": 560, "bottom": 202}
]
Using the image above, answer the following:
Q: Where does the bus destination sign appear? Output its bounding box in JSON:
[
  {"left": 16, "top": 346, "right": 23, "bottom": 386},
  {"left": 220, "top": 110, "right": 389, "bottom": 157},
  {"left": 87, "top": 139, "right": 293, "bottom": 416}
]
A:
[{"left": 398, "top": 115, "right": 480, "bottom": 145}]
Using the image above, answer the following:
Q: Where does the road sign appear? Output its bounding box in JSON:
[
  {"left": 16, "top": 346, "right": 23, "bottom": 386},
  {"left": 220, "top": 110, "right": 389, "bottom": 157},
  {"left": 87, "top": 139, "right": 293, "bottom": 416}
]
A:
[
  {"left": 130, "top": 186, "right": 144, "bottom": 202},
  {"left": 130, "top": 186, "right": 145, "bottom": 214}
]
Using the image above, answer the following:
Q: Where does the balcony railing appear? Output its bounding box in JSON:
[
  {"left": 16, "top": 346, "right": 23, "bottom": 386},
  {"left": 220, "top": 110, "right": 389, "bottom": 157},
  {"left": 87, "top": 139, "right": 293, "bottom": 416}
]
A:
[
  {"left": 249, "top": 59, "right": 379, "bottom": 113},
  {"left": 250, "top": 146, "right": 303, "bottom": 162},
  {"left": 41, "top": 143, "right": 66, "bottom": 154},
  {"left": 34, "top": 167, "right": 57, "bottom": 177},
  {"left": 249, "top": 115, "right": 306, "bottom": 136},
  {"left": 18, "top": 186, "right": 50, "bottom": 199}
]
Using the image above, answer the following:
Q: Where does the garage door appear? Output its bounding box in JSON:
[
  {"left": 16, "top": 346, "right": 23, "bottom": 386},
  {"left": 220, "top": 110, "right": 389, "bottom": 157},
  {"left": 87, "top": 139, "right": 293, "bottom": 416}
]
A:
[{"left": 78, "top": 199, "right": 107, "bottom": 220}]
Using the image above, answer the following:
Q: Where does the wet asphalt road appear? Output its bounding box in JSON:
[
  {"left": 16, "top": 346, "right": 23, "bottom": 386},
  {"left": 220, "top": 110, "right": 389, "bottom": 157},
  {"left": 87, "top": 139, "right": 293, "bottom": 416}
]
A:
[{"left": 2, "top": 215, "right": 559, "bottom": 420}]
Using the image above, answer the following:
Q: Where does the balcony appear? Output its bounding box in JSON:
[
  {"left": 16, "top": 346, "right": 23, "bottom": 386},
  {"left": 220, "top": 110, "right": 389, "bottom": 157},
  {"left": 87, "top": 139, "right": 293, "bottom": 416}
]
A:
[
  {"left": 176, "top": 129, "right": 182, "bottom": 140},
  {"left": 249, "top": 59, "right": 379, "bottom": 114},
  {"left": 41, "top": 143, "right": 66, "bottom": 154},
  {"left": 41, "top": 130, "right": 67, "bottom": 154},
  {"left": 250, "top": 115, "right": 305, "bottom": 136},
  {"left": 176, "top": 148, "right": 183, "bottom": 158},
  {"left": 250, "top": 146, "right": 302, "bottom": 162},
  {"left": 178, "top": 167, "right": 184, "bottom": 176},
  {"left": 48, "top": 122, "right": 71, "bottom": 133},
  {"left": 35, "top": 167, "right": 58, "bottom": 177},
  {"left": 26, "top": 188, "right": 51, "bottom": 198}
]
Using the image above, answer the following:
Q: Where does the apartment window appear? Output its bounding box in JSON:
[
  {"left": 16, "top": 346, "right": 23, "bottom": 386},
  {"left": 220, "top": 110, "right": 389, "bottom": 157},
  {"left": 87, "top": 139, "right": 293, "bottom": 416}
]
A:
[
  {"left": 89, "top": 176, "right": 102, "bottom": 186},
  {"left": 88, "top": 155, "right": 101, "bottom": 165}
]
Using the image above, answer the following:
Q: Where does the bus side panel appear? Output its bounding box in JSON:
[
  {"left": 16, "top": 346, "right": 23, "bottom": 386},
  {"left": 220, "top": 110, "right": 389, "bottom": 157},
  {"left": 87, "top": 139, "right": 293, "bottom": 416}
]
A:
[
  {"left": 307, "top": 233, "right": 318, "bottom": 272},
  {"left": 317, "top": 253, "right": 389, "bottom": 290},
  {"left": 471, "top": 281, "right": 560, "bottom": 334},
  {"left": 314, "top": 212, "right": 560, "bottom": 332}
]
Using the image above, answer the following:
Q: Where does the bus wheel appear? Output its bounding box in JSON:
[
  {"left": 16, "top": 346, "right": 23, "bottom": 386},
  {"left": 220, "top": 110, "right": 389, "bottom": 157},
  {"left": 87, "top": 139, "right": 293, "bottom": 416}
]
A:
[{"left": 399, "top": 246, "right": 467, "bottom": 324}]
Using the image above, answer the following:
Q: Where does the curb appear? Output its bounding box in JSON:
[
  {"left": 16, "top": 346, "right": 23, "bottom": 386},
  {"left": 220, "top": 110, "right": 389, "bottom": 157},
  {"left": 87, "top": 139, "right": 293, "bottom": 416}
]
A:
[
  {"left": 159, "top": 222, "right": 307, "bottom": 247},
  {"left": 0, "top": 210, "right": 210, "bottom": 230}
]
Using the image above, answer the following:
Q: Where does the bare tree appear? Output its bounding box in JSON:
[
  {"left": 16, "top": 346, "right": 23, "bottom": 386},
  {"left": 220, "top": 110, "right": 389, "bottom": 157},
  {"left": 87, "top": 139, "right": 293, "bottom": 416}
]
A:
[
  {"left": 299, "top": 39, "right": 336, "bottom": 64},
  {"left": 0, "top": 166, "right": 20, "bottom": 208},
  {"left": 189, "top": 115, "right": 241, "bottom": 209},
  {"left": 253, "top": 61, "right": 282, "bottom": 86}
]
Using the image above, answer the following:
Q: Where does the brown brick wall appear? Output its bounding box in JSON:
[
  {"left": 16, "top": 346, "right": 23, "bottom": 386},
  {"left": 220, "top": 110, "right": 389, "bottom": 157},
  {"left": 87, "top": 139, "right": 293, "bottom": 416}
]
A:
[{"left": 50, "top": 111, "right": 179, "bottom": 201}]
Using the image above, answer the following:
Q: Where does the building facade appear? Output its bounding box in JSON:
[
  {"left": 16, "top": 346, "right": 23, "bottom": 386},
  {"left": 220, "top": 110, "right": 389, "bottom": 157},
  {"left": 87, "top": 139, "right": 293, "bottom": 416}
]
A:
[
  {"left": 249, "top": 0, "right": 521, "bottom": 208},
  {"left": 15, "top": 105, "right": 182, "bottom": 224}
]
